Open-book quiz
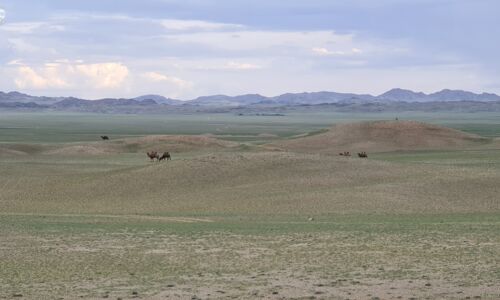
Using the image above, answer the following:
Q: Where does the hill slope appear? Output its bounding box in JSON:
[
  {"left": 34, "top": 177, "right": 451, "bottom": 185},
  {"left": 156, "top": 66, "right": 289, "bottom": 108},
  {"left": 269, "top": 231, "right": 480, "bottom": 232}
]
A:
[
  {"left": 0, "top": 135, "right": 239, "bottom": 156},
  {"left": 1, "top": 151, "right": 499, "bottom": 215},
  {"left": 272, "top": 121, "right": 490, "bottom": 153}
]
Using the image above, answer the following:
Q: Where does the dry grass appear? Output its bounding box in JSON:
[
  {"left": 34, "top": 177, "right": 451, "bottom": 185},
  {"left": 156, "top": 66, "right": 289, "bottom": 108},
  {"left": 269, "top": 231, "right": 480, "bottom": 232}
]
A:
[
  {"left": 2, "top": 120, "right": 500, "bottom": 299},
  {"left": 0, "top": 134, "right": 239, "bottom": 156},
  {"left": 272, "top": 120, "right": 491, "bottom": 154},
  {"left": 1, "top": 214, "right": 499, "bottom": 299},
  {"left": 1, "top": 151, "right": 499, "bottom": 215}
]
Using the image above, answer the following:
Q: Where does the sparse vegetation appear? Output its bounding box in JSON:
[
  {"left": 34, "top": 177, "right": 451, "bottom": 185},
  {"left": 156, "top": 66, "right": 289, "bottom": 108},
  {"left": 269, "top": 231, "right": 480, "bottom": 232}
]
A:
[{"left": 1, "top": 112, "right": 500, "bottom": 299}]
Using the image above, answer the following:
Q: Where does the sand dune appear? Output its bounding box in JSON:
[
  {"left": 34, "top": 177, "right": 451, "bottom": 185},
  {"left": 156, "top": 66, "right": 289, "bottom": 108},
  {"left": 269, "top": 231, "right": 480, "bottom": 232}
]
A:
[{"left": 272, "top": 120, "right": 490, "bottom": 154}]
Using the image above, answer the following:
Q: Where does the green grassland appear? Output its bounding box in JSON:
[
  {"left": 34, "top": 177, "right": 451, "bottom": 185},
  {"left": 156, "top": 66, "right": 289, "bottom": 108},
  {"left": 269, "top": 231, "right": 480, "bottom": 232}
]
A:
[
  {"left": 1, "top": 111, "right": 500, "bottom": 299},
  {"left": 2, "top": 111, "right": 500, "bottom": 144}
]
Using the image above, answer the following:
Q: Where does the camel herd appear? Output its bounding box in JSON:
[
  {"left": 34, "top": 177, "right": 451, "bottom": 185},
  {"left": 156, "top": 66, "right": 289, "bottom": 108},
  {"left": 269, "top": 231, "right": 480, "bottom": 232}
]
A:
[
  {"left": 339, "top": 151, "right": 368, "bottom": 158},
  {"left": 100, "top": 136, "right": 367, "bottom": 162},
  {"left": 147, "top": 151, "right": 171, "bottom": 162},
  {"left": 99, "top": 136, "right": 172, "bottom": 162},
  {"left": 357, "top": 151, "right": 368, "bottom": 158}
]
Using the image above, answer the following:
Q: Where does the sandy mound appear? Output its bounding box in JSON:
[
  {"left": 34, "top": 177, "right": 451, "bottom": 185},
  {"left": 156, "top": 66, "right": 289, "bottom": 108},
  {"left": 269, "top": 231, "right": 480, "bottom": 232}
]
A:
[
  {"left": 0, "top": 144, "right": 47, "bottom": 156},
  {"left": 44, "top": 145, "right": 113, "bottom": 155},
  {"left": 114, "top": 135, "right": 239, "bottom": 152},
  {"left": 39, "top": 135, "right": 239, "bottom": 156},
  {"left": 272, "top": 120, "right": 490, "bottom": 153},
  {"left": 0, "top": 147, "right": 29, "bottom": 156}
]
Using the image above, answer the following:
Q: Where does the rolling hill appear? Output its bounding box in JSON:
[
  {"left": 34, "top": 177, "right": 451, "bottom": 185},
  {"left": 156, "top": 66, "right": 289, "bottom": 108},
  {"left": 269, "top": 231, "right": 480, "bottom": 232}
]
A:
[
  {"left": 272, "top": 120, "right": 491, "bottom": 154},
  {"left": 0, "top": 134, "right": 239, "bottom": 156}
]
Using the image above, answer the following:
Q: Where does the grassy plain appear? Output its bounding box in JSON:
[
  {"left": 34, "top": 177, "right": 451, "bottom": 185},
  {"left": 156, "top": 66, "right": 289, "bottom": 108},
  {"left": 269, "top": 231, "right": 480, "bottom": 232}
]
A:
[
  {"left": 2, "top": 111, "right": 500, "bottom": 144},
  {"left": 1, "top": 112, "right": 500, "bottom": 299}
]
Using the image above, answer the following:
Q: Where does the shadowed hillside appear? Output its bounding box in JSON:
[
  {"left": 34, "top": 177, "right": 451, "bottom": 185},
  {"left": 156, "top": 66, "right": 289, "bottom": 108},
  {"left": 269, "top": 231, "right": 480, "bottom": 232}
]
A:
[{"left": 272, "top": 120, "right": 491, "bottom": 154}]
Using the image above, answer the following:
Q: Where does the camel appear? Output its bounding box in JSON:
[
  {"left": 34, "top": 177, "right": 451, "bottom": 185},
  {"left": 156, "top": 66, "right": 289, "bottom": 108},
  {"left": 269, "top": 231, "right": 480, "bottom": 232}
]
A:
[
  {"left": 100, "top": 135, "right": 109, "bottom": 140},
  {"left": 358, "top": 151, "right": 368, "bottom": 158},
  {"left": 339, "top": 151, "right": 351, "bottom": 156},
  {"left": 146, "top": 151, "right": 159, "bottom": 161},
  {"left": 158, "top": 152, "right": 171, "bottom": 161}
]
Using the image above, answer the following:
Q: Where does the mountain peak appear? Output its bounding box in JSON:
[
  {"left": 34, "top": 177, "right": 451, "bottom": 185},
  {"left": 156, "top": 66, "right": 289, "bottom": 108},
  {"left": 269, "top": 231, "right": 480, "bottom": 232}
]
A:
[
  {"left": 378, "top": 88, "right": 427, "bottom": 101},
  {"left": 134, "top": 94, "right": 182, "bottom": 105},
  {"left": 428, "top": 89, "right": 500, "bottom": 101}
]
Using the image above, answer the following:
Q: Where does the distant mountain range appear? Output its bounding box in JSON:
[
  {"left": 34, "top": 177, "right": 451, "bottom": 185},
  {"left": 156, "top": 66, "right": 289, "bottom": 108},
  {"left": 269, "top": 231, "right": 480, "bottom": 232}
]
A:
[
  {"left": 136, "top": 88, "right": 500, "bottom": 106},
  {"left": 2, "top": 88, "right": 500, "bottom": 113}
]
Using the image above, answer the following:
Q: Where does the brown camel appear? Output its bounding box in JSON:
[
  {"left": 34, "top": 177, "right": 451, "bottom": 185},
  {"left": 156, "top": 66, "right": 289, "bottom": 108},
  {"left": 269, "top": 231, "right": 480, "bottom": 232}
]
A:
[
  {"left": 147, "top": 151, "right": 159, "bottom": 161},
  {"left": 358, "top": 151, "right": 368, "bottom": 158},
  {"left": 158, "top": 152, "right": 171, "bottom": 161}
]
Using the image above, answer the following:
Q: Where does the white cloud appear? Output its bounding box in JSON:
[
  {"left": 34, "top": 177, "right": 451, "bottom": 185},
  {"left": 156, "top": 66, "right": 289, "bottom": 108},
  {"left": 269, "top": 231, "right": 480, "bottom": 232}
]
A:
[
  {"left": 312, "top": 47, "right": 363, "bottom": 56},
  {"left": 2, "top": 10, "right": 495, "bottom": 97},
  {"left": 224, "top": 61, "right": 262, "bottom": 70},
  {"left": 0, "top": 21, "right": 64, "bottom": 34},
  {"left": 159, "top": 19, "right": 243, "bottom": 31},
  {"left": 7, "top": 59, "right": 24, "bottom": 66},
  {"left": 12, "top": 61, "right": 129, "bottom": 90},
  {"left": 142, "top": 72, "right": 192, "bottom": 89},
  {"left": 0, "top": 8, "right": 5, "bottom": 24},
  {"left": 169, "top": 30, "right": 355, "bottom": 53},
  {"left": 74, "top": 63, "right": 129, "bottom": 88},
  {"left": 15, "top": 66, "right": 69, "bottom": 89},
  {"left": 0, "top": 22, "right": 43, "bottom": 34},
  {"left": 192, "top": 61, "right": 263, "bottom": 71},
  {"left": 312, "top": 47, "right": 345, "bottom": 56},
  {"left": 7, "top": 38, "right": 41, "bottom": 52},
  {"left": 164, "top": 58, "right": 266, "bottom": 72}
]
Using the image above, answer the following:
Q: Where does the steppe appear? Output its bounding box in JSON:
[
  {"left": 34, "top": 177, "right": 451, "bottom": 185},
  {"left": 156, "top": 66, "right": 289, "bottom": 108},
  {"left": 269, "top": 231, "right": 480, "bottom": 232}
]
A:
[{"left": 1, "top": 112, "right": 499, "bottom": 299}]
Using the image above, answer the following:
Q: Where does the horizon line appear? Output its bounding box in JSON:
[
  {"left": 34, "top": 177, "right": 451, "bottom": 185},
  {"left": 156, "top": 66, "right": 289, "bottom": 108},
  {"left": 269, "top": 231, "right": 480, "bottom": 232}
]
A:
[{"left": 1, "top": 87, "right": 499, "bottom": 101}]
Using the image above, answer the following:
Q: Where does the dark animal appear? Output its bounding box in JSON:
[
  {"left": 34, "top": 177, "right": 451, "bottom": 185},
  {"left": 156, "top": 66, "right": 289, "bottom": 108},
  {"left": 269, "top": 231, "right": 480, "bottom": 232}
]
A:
[
  {"left": 358, "top": 151, "right": 368, "bottom": 158},
  {"left": 100, "top": 136, "right": 109, "bottom": 140},
  {"left": 158, "top": 152, "right": 171, "bottom": 161},
  {"left": 146, "top": 151, "right": 159, "bottom": 161},
  {"left": 339, "top": 151, "right": 351, "bottom": 156}
]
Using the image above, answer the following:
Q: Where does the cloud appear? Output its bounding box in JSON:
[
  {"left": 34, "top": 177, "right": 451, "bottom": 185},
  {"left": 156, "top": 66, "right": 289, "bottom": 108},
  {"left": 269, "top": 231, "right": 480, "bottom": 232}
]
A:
[
  {"left": 0, "top": 8, "right": 5, "bottom": 24},
  {"left": 312, "top": 47, "right": 363, "bottom": 56},
  {"left": 1, "top": 6, "right": 497, "bottom": 97},
  {"left": 169, "top": 30, "right": 356, "bottom": 54},
  {"left": 224, "top": 61, "right": 262, "bottom": 70},
  {"left": 74, "top": 62, "right": 129, "bottom": 88},
  {"left": 188, "top": 61, "right": 263, "bottom": 71},
  {"left": 7, "top": 38, "right": 41, "bottom": 52},
  {"left": 7, "top": 59, "right": 24, "bottom": 66},
  {"left": 159, "top": 19, "right": 243, "bottom": 32},
  {"left": 12, "top": 61, "right": 129, "bottom": 90},
  {"left": 14, "top": 66, "right": 69, "bottom": 89},
  {"left": 0, "top": 21, "right": 64, "bottom": 34},
  {"left": 49, "top": 13, "right": 241, "bottom": 33},
  {"left": 312, "top": 47, "right": 345, "bottom": 56},
  {"left": 142, "top": 72, "right": 192, "bottom": 89}
]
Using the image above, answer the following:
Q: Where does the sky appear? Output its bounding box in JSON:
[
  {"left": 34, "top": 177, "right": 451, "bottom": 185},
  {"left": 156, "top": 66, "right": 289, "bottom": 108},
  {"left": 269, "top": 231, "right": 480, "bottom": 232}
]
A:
[{"left": 0, "top": 0, "right": 499, "bottom": 99}]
